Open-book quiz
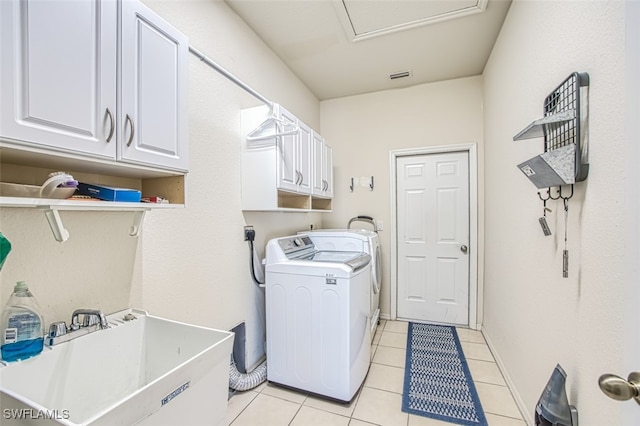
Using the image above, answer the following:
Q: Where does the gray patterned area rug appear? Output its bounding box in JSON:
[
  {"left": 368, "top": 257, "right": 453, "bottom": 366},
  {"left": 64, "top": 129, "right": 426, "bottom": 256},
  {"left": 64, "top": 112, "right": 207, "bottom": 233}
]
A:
[{"left": 402, "top": 322, "right": 487, "bottom": 426}]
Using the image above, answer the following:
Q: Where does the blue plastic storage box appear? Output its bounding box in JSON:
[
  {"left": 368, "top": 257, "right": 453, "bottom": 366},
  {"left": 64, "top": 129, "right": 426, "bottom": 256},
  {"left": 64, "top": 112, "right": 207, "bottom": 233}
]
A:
[{"left": 77, "top": 183, "right": 141, "bottom": 202}]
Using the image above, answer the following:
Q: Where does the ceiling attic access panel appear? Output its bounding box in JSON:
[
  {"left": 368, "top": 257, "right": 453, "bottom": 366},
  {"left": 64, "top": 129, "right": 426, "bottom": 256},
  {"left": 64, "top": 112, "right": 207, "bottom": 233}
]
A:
[{"left": 333, "top": 0, "right": 488, "bottom": 41}]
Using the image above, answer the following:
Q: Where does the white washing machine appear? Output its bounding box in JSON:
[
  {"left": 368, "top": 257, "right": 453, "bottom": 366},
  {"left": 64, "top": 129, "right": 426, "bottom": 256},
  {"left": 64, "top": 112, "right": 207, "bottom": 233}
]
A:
[
  {"left": 265, "top": 234, "right": 371, "bottom": 402},
  {"left": 302, "top": 229, "right": 381, "bottom": 338}
]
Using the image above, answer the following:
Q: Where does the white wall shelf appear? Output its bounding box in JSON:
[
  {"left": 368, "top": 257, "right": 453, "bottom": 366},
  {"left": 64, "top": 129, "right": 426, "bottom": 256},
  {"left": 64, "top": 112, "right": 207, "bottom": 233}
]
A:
[
  {"left": 0, "top": 196, "right": 183, "bottom": 242},
  {"left": 0, "top": 197, "right": 181, "bottom": 210}
]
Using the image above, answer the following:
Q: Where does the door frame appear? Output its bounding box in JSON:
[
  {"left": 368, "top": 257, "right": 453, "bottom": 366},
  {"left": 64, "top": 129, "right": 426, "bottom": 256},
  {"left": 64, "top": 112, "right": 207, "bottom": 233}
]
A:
[{"left": 389, "top": 144, "right": 480, "bottom": 329}]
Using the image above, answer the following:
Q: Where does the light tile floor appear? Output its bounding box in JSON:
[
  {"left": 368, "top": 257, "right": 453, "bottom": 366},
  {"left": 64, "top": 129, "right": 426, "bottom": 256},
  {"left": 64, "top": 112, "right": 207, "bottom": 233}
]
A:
[{"left": 227, "top": 320, "right": 527, "bottom": 426}]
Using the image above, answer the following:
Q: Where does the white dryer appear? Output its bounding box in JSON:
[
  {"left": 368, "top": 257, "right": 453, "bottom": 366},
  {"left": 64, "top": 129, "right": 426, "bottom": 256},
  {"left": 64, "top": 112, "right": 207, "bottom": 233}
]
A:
[
  {"left": 265, "top": 235, "right": 371, "bottom": 402},
  {"left": 302, "top": 229, "right": 381, "bottom": 338}
]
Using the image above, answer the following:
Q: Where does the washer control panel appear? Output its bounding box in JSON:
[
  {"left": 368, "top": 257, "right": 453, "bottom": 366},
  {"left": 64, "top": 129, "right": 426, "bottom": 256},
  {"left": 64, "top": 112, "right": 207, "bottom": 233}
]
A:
[{"left": 278, "top": 235, "right": 314, "bottom": 256}]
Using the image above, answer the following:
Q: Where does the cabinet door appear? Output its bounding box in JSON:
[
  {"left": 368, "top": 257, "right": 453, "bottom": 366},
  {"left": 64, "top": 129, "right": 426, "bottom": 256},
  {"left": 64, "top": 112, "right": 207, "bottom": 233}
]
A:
[
  {"left": 311, "top": 132, "right": 325, "bottom": 196},
  {"left": 0, "top": 0, "right": 117, "bottom": 158},
  {"left": 311, "top": 133, "right": 333, "bottom": 198},
  {"left": 323, "top": 143, "right": 333, "bottom": 198},
  {"left": 119, "top": 0, "right": 188, "bottom": 172},
  {"left": 297, "top": 121, "right": 312, "bottom": 194},
  {"left": 276, "top": 107, "right": 299, "bottom": 192}
]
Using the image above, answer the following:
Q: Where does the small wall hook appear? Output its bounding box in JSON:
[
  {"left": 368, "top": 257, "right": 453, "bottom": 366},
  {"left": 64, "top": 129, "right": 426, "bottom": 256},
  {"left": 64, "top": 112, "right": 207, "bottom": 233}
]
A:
[
  {"left": 559, "top": 184, "right": 574, "bottom": 202},
  {"left": 538, "top": 188, "right": 552, "bottom": 202},
  {"left": 369, "top": 176, "right": 374, "bottom": 191},
  {"left": 349, "top": 178, "right": 354, "bottom": 192}
]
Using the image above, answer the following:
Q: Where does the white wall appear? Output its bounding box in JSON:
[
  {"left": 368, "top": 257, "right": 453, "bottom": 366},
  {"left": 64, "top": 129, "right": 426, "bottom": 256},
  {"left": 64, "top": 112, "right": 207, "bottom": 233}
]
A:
[
  {"left": 320, "top": 76, "right": 484, "bottom": 320},
  {"left": 483, "top": 1, "right": 635, "bottom": 424},
  {"left": 139, "top": 0, "right": 325, "bottom": 369},
  {"left": 0, "top": 0, "right": 323, "bottom": 370},
  {"left": 0, "top": 210, "right": 143, "bottom": 323}
]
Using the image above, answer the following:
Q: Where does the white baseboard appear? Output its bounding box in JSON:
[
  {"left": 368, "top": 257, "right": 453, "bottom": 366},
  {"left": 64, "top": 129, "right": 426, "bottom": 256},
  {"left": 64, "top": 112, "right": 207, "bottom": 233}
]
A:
[{"left": 481, "top": 326, "right": 534, "bottom": 426}]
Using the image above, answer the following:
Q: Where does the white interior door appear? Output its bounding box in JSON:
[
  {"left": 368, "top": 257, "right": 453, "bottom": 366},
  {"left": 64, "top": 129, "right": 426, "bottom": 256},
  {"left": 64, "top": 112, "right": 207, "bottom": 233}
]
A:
[{"left": 396, "top": 151, "right": 470, "bottom": 325}]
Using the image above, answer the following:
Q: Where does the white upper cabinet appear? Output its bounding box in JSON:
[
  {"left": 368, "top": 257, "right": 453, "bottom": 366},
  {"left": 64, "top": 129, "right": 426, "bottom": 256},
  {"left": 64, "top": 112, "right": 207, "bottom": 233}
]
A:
[
  {"left": 312, "top": 132, "right": 333, "bottom": 198},
  {"left": 119, "top": 0, "right": 188, "bottom": 171},
  {"left": 0, "top": 0, "right": 188, "bottom": 173},
  {"left": 276, "top": 106, "right": 311, "bottom": 194},
  {"left": 0, "top": 0, "right": 117, "bottom": 158},
  {"left": 294, "top": 120, "right": 312, "bottom": 194},
  {"left": 322, "top": 141, "right": 333, "bottom": 198},
  {"left": 276, "top": 107, "right": 299, "bottom": 192},
  {"left": 241, "top": 104, "right": 332, "bottom": 212}
]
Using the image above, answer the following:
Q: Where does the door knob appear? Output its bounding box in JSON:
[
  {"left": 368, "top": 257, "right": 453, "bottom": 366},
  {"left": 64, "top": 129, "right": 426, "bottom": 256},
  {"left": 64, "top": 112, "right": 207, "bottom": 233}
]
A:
[
  {"left": 460, "top": 245, "right": 468, "bottom": 254},
  {"left": 598, "top": 372, "right": 640, "bottom": 405}
]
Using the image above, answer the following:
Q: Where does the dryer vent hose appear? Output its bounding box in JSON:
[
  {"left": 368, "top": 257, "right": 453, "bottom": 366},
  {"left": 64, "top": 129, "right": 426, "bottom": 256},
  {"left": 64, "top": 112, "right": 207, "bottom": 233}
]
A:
[{"left": 229, "top": 358, "right": 267, "bottom": 391}]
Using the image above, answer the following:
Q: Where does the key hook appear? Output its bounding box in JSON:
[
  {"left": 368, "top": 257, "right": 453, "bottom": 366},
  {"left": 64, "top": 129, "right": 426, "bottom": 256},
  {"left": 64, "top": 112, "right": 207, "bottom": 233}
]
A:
[
  {"left": 544, "top": 185, "right": 574, "bottom": 201},
  {"left": 559, "top": 184, "right": 574, "bottom": 204},
  {"left": 538, "top": 188, "right": 552, "bottom": 202}
]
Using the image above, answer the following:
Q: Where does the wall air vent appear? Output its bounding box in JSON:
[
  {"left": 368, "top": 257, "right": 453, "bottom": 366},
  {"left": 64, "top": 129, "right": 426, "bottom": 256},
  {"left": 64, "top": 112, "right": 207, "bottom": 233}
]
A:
[{"left": 389, "top": 70, "right": 412, "bottom": 80}]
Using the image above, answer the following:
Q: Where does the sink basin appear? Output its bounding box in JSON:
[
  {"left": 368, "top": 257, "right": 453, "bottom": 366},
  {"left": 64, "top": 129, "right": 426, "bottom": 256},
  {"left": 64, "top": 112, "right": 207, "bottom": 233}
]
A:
[{"left": 0, "top": 309, "right": 234, "bottom": 426}]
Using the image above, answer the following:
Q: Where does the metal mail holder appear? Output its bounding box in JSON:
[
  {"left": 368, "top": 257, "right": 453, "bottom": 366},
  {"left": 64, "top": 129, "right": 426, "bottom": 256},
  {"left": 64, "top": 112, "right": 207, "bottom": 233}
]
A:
[
  {"left": 514, "top": 72, "right": 590, "bottom": 188},
  {"left": 514, "top": 72, "right": 590, "bottom": 278}
]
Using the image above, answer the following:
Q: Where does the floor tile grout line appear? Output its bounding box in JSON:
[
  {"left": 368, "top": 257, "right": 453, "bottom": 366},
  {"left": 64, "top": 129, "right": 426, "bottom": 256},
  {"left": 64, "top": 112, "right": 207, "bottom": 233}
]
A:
[
  {"left": 485, "top": 411, "right": 526, "bottom": 421},
  {"left": 465, "top": 356, "right": 499, "bottom": 362},
  {"left": 466, "top": 358, "right": 499, "bottom": 365},
  {"left": 227, "top": 390, "right": 259, "bottom": 426},
  {"left": 286, "top": 403, "right": 304, "bottom": 426},
  {"left": 349, "top": 388, "right": 407, "bottom": 426},
  {"left": 473, "top": 379, "right": 509, "bottom": 388}
]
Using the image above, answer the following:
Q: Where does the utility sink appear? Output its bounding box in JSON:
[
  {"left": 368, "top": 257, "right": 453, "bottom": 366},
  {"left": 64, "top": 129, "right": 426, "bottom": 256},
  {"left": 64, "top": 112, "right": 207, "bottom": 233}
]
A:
[{"left": 0, "top": 309, "right": 234, "bottom": 426}]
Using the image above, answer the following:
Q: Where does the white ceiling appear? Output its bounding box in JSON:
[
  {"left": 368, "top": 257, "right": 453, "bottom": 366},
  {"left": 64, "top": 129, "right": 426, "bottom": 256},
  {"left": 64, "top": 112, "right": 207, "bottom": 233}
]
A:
[{"left": 225, "top": 0, "right": 512, "bottom": 100}]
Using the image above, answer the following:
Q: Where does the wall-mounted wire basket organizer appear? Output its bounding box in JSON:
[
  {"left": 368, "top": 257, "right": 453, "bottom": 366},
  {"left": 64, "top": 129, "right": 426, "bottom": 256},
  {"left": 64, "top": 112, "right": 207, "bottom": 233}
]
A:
[
  {"left": 514, "top": 72, "right": 590, "bottom": 188},
  {"left": 513, "top": 72, "right": 590, "bottom": 278}
]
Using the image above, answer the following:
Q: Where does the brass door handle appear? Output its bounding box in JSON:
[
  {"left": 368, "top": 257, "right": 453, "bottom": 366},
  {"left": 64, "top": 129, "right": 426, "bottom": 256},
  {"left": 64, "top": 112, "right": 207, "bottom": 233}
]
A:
[{"left": 598, "top": 372, "right": 640, "bottom": 405}]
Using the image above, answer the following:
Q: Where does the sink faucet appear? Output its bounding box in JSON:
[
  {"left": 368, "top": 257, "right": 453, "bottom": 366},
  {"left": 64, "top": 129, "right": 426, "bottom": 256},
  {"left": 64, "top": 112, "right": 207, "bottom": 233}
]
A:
[
  {"left": 71, "top": 309, "right": 109, "bottom": 330},
  {"left": 46, "top": 308, "right": 110, "bottom": 346}
]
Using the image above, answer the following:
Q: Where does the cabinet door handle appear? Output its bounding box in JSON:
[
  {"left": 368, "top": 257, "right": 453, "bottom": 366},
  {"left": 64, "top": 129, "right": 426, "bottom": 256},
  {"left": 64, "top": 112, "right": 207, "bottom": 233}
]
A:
[
  {"left": 298, "top": 171, "right": 303, "bottom": 185},
  {"left": 125, "top": 114, "right": 135, "bottom": 147},
  {"left": 105, "top": 108, "right": 115, "bottom": 143}
]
